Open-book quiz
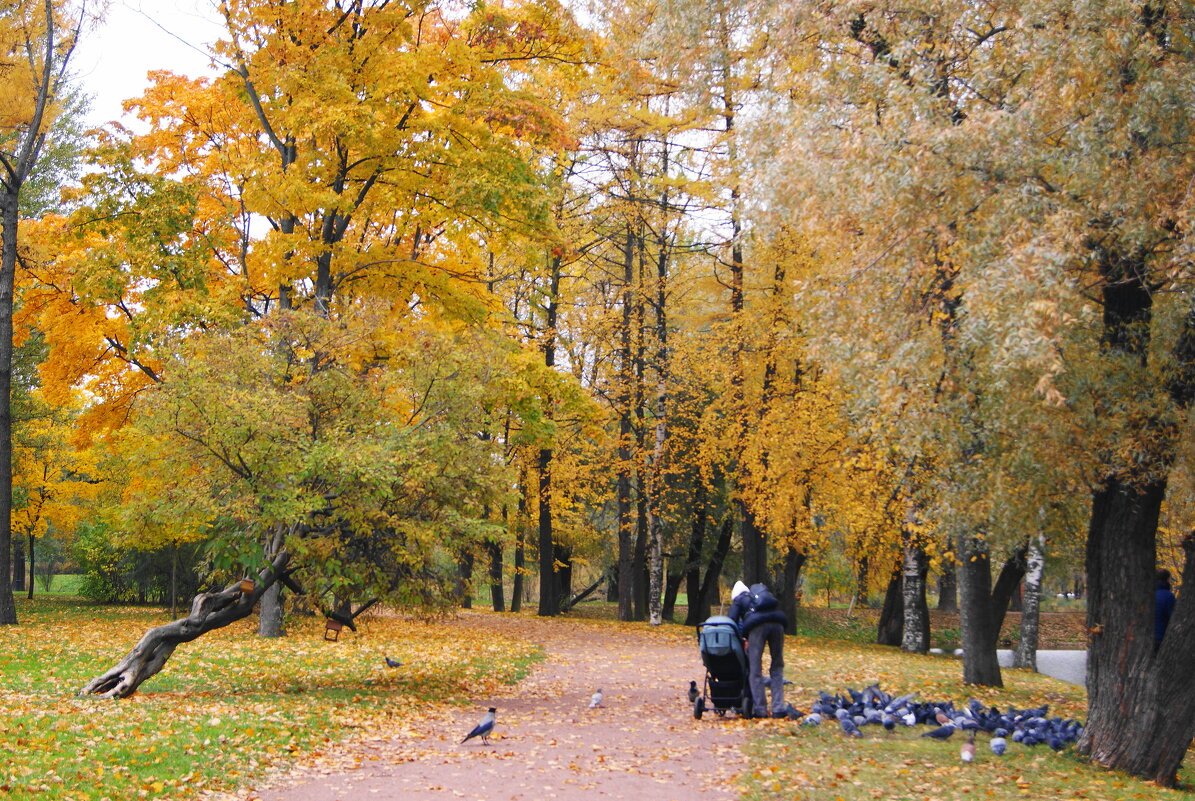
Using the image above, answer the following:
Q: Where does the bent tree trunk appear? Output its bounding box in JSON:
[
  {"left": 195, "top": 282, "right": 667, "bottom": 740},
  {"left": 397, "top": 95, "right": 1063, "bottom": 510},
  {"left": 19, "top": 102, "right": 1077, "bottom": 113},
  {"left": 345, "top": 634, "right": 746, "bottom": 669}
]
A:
[
  {"left": 960, "top": 539, "right": 1027, "bottom": 686},
  {"left": 81, "top": 550, "right": 293, "bottom": 699}
]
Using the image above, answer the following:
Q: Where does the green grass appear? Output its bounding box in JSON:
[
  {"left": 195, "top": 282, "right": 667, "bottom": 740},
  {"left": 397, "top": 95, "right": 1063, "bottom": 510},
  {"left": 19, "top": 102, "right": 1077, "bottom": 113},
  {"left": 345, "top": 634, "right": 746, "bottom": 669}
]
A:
[
  {"left": 0, "top": 596, "right": 543, "bottom": 801},
  {"left": 741, "top": 637, "right": 1194, "bottom": 801}
]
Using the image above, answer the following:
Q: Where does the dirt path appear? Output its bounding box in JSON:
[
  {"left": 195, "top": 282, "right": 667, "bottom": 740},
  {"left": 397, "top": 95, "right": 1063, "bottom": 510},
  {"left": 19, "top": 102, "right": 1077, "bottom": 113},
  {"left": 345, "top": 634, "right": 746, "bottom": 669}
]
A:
[{"left": 235, "top": 613, "right": 756, "bottom": 801}]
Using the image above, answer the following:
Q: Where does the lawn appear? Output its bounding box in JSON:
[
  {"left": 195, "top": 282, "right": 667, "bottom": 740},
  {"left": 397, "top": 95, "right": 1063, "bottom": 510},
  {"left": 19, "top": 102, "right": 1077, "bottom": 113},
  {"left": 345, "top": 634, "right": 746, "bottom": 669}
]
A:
[{"left": 0, "top": 596, "right": 542, "bottom": 801}]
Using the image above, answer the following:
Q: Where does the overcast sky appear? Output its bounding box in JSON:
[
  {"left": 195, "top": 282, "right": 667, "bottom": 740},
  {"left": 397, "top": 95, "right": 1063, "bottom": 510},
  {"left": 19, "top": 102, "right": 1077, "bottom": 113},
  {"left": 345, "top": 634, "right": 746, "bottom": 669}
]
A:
[{"left": 74, "top": 0, "right": 225, "bottom": 126}]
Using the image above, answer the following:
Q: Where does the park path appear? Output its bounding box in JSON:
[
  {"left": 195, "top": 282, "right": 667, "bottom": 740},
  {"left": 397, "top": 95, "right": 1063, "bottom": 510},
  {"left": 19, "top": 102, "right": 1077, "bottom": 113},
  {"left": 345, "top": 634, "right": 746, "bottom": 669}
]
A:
[{"left": 232, "top": 613, "right": 754, "bottom": 801}]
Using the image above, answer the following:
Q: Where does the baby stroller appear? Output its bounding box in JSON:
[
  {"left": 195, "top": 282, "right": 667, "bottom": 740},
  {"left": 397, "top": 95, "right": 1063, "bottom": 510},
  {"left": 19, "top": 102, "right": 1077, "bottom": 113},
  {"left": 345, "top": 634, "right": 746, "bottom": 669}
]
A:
[{"left": 693, "top": 615, "right": 753, "bottom": 719}]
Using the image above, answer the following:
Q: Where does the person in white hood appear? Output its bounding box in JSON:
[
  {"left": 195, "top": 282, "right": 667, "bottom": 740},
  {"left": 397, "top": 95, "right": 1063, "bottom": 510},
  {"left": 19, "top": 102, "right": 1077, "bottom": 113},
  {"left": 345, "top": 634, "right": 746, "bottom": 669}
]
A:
[{"left": 728, "top": 579, "right": 788, "bottom": 718}]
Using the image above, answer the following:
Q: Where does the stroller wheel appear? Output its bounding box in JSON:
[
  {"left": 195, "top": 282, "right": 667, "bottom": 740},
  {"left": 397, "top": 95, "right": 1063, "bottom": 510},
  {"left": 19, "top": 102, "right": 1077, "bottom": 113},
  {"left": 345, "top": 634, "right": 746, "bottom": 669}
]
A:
[{"left": 693, "top": 697, "right": 704, "bottom": 720}]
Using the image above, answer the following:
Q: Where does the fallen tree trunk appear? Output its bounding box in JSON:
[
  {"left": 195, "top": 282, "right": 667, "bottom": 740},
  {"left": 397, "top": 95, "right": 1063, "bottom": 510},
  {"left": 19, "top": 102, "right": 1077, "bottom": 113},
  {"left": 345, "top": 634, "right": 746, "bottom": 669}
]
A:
[{"left": 80, "top": 549, "right": 294, "bottom": 699}]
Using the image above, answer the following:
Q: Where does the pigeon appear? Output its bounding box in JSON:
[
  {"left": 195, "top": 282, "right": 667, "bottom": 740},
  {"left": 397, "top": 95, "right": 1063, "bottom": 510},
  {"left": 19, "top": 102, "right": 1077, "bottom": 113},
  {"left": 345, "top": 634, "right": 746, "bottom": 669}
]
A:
[
  {"left": 384, "top": 655, "right": 402, "bottom": 668},
  {"left": 840, "top": 717, "right": 862, "bottom": 737},
  {"left": 881, "top": 712, "right": 896, "bottom": 732},
  {"left": 990, "top": 736, "right": 1007, "bottom": 756},
  {"left": 461, "top": 708, "right": 497, "bottom": 745},
  {"left": 921, "top": 723, "right": 956, "bottom": 740},
  {"left": 802, "top": 712, "right": 823, "bottom": 726},
  {"left": 960, "top": 731, "right": 976, "bottom": 762},
  {"left": 688, "top": 681, "right": 699, "bottom": 704},
  {"left": 589, "top": 689, "right": 604, "bottom": 708}
]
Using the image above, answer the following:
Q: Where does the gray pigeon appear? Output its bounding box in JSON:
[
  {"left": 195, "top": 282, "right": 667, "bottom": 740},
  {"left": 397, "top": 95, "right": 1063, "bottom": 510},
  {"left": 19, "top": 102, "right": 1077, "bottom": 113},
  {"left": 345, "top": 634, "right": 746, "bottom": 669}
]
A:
[{"left": 589, "top": 689, "right": 604, "bottom": 708}]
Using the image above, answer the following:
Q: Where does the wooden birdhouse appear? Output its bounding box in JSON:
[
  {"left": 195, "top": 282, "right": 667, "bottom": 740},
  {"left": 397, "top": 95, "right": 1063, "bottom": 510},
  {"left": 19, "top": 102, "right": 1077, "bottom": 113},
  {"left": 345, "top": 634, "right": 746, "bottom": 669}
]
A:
[
  {"left": 238, "top": 579, "right": 255, "bottom": 594},
  {"left": 324, "top": 619, "right": 344, "bottom": 641}
]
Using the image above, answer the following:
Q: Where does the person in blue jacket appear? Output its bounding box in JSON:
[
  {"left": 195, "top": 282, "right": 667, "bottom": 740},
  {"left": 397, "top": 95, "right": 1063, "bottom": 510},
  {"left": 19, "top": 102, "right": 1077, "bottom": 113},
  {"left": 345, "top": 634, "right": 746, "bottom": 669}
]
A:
[
  {"left": 1155, "top": 568, "right": 1176, "bottom": 654},
  {"left": 729, "top": 580, "right": 788, "bottom": 718}
]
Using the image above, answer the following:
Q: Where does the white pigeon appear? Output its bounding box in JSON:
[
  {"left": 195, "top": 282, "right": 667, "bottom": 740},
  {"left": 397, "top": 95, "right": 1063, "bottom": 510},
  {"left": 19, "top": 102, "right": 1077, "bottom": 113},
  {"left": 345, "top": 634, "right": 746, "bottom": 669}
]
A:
[{"left": 589, "top": 688, "right": 604, "bottom": 708}]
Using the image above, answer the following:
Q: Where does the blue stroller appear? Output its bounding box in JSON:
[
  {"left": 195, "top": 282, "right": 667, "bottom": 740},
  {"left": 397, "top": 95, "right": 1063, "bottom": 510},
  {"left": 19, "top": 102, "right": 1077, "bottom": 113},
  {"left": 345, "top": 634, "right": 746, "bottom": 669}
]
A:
[{"left": 693, "top": 615, "right": 753, "bottom": 719}]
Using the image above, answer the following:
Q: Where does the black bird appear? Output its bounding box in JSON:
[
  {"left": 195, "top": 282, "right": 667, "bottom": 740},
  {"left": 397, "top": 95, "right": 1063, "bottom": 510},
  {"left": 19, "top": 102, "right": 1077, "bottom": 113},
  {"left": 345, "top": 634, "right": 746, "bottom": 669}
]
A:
[
  {"left": 688, "top": 680, "right": 699, "bottom": 704},
  {"left": 461, "top": 708, "right": 497, "bottom": 745},
  {"left": 921, "top": 723, "right": 957, "bottom": 740},
  {"left": 384, "top": 655, "right": 402, "bottom": 668}
]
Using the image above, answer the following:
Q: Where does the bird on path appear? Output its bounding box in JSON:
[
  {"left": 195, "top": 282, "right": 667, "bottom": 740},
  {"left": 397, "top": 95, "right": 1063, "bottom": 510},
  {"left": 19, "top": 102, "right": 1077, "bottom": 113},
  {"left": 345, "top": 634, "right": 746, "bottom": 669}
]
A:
[
  {"left": 589, "top": 689, "right": 604, "bottom": 708},
  {"left": 921, "top": 723, "right": 956, "bottom": 740},
  {"left": 960, "top": 731, "right": 976, "bottom": 763},
  {"left": 384, "top": 655, "right": 402, "bottom": 668},
  {"left": 461, "top": 708, "right": 497, "bottom": 745},
  {"left": 688, "top": 681, "right": 699, "bottom": 704}
]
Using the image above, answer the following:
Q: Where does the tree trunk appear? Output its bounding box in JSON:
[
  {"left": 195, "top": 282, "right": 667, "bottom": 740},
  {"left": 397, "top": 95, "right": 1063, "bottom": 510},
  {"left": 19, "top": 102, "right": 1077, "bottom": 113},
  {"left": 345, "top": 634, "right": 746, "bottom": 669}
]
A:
[
  {"left": 855, "top": 555, "right": 869, "bottom": 608},
  {"left": 695, "top": 517, "right": 733, "bottom": 620},
  {"left": 877, "top": 567, "right": 903, "bottom": 646},
  {"left": 511, "top": 480, "right": 526, "bottom": 613},
  {"left": 661, "top": 571, "right": 683, "bottom": 621},
  {"left": 646, "top": 225, "right": 669, "bottom": 627},
  {"left": 632, "top": 482, "right": 648, "bottom": 621},
  {"left": 1075, "top": 255, "right": 1195, "bottom": 784},
  {"left": 616, "top": 226, "right": 635, "bottom": 622},
  {"left": 25, "top": 532, "right": 33, "bottom": 600},
  {"left": 83, "top": 550, "right": 293, "bottom": 698},
  {"left": 258, "top": 527, "right": 286, "bottom": 636},
  {"left": 739, "top": 501, "right": 767, "bottom": 585},
  {"left": 990, "top": 543, "right": 1028, "bottom": 639},
  {"left": 958, "top": 535, "right": 1002, "bottom": 686},
  {"left": 555, "top": 545, "right": 572, "bottom": 605},
  {"left": 1080, "top": 479, "right": 1168, "bottom": 769},
  {"left": 901, "top": 537, "right": 929, "bottom": 654},
  {"left": 258, "top": 581, "right": 284, "bottom": 637},
  {"left": 488, "top": 538, "right": 504, "bottom": 613},
  {"left": 1014, "top": 534, "right": 1045, "bottom": 670},
  {"left": 536, "top": 255, "right": 561, "bottom": 618},
  {"left": 682, "top": 479, "right": 708, "bottom": 626},
  {"left": 777, "top": 546, "right": 806, "bottom": 636},
  {"left": 0, "top": 195, "right": 16, "bottom": 626},
  {"left": 536, "top": 445, "right": 557, "bottom": 617},
  {"left": 937, "top": 560, "right": 958, "bottom": 612},
  {"left": 11, "top": 537, "right": 23, "bottom": 593}
]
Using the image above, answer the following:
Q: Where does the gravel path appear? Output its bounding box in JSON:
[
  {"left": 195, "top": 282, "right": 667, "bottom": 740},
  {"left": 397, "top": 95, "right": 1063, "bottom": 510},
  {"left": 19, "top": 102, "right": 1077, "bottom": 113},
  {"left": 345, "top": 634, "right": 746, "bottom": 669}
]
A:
[{"left": 230, "top": 614, "right": 753, "bottom": 801}]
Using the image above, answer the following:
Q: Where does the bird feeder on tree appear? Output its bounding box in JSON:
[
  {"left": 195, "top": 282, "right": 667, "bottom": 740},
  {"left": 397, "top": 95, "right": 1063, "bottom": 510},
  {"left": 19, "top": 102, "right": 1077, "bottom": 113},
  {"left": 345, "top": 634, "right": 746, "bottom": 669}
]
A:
[
  {"left": 238, "top": 579, "right": 255, "bottom": 594},
  {"left": 324, "top": 619, "right": 343, "bottom": 641}
]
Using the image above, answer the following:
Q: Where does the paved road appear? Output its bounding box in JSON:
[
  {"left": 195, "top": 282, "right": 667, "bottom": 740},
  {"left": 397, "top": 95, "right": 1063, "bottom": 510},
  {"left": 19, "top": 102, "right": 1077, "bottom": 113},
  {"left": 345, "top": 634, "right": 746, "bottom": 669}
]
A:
[{"left": 997, "top": 649, "right": 1086, "bottom": 685}]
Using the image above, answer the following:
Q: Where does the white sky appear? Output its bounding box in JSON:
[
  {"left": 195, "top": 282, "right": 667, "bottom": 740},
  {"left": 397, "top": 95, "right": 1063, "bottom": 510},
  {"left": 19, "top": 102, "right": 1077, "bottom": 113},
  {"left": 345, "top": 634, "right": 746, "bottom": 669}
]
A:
[{"left": 74, "top": 0, "right": 225, "bottom": 126}]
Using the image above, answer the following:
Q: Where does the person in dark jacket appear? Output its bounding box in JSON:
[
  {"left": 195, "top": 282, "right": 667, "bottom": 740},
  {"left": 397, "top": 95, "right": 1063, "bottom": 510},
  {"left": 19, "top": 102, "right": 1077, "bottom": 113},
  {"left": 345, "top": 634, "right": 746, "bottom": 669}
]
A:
[
  {"left": 1155, "top": 568, "right": 1176, "bottom": 654},
  {"left": 728, "top": 580, "right": 788, "bottom": 718}
]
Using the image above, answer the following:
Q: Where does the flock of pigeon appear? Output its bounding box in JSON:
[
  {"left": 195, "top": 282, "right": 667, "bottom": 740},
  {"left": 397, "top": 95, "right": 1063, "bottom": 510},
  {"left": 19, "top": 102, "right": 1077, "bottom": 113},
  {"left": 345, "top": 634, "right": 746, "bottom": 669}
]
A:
[{"left": 802, "top": 683, "right": 1084, "bottom": 758}]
